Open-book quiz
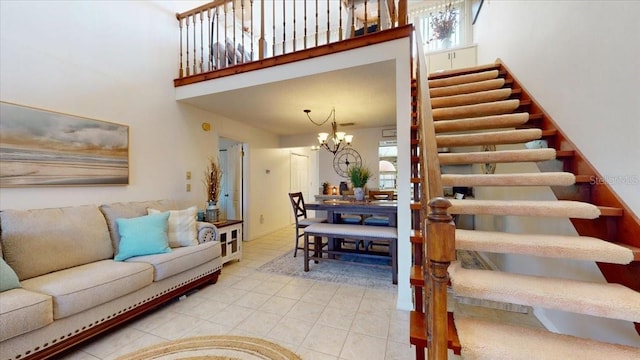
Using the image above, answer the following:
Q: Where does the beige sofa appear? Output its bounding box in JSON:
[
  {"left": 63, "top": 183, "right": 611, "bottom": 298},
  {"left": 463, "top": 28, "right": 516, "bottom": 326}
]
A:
[{"left": 0, "top": 200, "right": 222, "bottom": 360}]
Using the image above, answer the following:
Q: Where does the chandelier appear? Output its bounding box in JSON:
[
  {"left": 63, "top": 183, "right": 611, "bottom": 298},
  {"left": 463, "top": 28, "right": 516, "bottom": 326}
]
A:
[{"left": 304, "top": 107, "right": 353, "bottom": 155}]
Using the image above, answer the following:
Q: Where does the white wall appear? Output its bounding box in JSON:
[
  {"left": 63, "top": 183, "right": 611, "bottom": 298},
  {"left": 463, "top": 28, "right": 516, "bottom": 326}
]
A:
[
  {"left": 0, "top": 0, "right": 282, "bottom": 245},
  {"left": 473, "top": 1, "right": 640, "bottom": 346}
]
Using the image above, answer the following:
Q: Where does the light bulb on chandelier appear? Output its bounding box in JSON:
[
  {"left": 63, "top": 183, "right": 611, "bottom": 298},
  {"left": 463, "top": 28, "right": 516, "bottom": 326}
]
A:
[{"left": 304, "top": 107, "right": 353, "bottom": 155}]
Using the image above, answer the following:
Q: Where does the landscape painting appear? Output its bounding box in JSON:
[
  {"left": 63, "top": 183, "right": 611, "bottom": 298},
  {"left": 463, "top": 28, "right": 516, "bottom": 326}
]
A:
[{"left": 0, "top": 102, "right": 129, "bottom": 187}]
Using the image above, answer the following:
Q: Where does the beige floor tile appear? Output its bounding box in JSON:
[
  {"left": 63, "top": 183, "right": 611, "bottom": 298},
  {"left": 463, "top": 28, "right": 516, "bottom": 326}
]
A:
[
  {"left": 259, "top": 295, "right": 298, "bottom": 316},
  {"left": 207, "top": 304, "right": 255, "bottom": 327},
  {"left": 385, "top": 340, "right": 414, "bottom": 360},
  {"left": 198, "top": 286, "right": 248, "bottom": 304},
  {"left": 180, "top": 320, "right": 232, "bottom": 338},
  {"left": 57, "top": 350, "right": 100, "bottom": 360},
  {"left": 276, "top": 283, "right": 314, "bottom": 300},
  {"left": 317, "top": 306, "right": 356, "bottom": 330},
  {"left": 285, "top": 300, "right": 326, "bottom": 322},
  {"left": 233, "top": 291, "right": 271, "bottom": 309},
  {"left": 78, "top": 327, "right": 148, "bottom": 358},
  {"left": 340, "top": 331, "right": 387, "bottom": 360},
  {"left": 267, "top": 316, "right": 316, "bottom": 346},
  {"left": 387, "top": 318, "right": 410, "bottom": 344},
  {"left": 350, "top": 312, "right": 390, "bottom": 339},
  {"left": 235, "top": 311, "right": 282, "bottom": 336},
  {"left": 147, "top": 314, "right": 209, "bottom": 340},
  {"left": 101, "top": 333, "right": 168, "bottom": 360},
  {"left": 326, "top": 293, "right": 363, "bottom": 312},
  {"left": 231, "top": 277, "right": 263, "bottom": 291},
  {"left": 301, "top": 324, "right": 349, "bottom": 357},
  {"left": 295, "top": 347, "right": 340, "bottom": 360},
  {"left": 252, "top": 279, "right": 287, "bottom": 295}
]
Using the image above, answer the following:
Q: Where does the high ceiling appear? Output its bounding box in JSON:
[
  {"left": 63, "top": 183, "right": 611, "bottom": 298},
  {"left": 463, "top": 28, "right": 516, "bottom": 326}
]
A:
[{"left": 179, "top": 59, "right": 398, "bottom": 137}]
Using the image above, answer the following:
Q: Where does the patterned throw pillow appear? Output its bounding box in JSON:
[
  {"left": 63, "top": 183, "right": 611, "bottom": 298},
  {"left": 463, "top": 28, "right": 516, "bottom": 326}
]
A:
[{"left": 148, "top": 206, "right": 198, "bottom": 247}]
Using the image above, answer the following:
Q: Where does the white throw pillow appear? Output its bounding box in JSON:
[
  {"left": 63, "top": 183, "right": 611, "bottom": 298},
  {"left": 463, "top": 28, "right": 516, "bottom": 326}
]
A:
[{"left": 148, "top": 206, "right": 198, "bottom": 247}]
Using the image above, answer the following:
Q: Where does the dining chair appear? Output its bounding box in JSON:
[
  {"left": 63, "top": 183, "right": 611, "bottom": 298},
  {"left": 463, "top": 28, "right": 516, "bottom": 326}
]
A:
[
  {"left": 338, "top": 189, "right": 363, "bottom": 224},
  {"left": 363, "top": 190, "right": 395, "bottom": 226},
  {"left": 288, "top": 192, "right": 327, "bottom": 257}
]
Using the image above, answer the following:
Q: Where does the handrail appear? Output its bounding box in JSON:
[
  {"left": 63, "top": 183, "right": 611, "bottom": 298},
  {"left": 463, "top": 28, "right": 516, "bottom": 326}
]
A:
[
  {"left": 175, "top": 0, "right": 407, "bottom": 79},
  {"left": 414, "top": 26, "right": 456, "bottom": 360}
]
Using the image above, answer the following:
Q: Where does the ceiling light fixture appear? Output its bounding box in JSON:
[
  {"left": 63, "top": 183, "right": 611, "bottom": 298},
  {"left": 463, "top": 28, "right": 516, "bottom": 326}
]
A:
[{"left": 304, "top": 107, "right": 353, "bottom": 155}]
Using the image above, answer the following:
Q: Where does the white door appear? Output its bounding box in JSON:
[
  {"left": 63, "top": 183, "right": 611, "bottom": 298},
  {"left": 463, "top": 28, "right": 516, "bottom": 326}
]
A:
[
  {"left": 224, "top": 143, "right": 243, "bottom": 220},
  {"left": 290, "top": 153, "right": 309, "bottom": 223}
]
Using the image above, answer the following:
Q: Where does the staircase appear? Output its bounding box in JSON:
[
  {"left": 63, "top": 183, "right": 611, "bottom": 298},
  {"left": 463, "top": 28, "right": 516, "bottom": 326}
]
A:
[{"left": 408, "top": 58, "right": 640, "bottom": 359}]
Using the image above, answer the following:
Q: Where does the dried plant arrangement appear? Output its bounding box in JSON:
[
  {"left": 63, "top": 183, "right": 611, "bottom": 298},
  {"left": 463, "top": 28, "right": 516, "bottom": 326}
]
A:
[
  {"left": 203, "top": 157, "right": 223, "bottom": 203},
  {"left": 431, "top": 2, "right": 457, "bottom": 40}
]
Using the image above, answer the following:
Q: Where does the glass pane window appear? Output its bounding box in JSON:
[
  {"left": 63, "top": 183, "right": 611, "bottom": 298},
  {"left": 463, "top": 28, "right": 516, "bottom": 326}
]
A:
[{"left": 410, "top": 0, "right": 466, "bottom": 52}]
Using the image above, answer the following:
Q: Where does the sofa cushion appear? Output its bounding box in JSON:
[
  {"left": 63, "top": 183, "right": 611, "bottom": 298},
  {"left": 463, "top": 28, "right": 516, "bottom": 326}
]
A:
[
  {"left": 99, "top": 200, "right": 180, "bottom": 253},
  {"left": 0, "top": 288, "right": 53, "bottom": 342},
  {"left": 0, "top": 205, "right": 113, "bottom": 281},
  {"left": 20, "top": 259, "right": 153, "bottom": 319},
  {"left": 115, "top": 213, "right": 171, "bottom": 261},
  {"left": 1, "top": 258, "right": 20, "bottom": 292},
  {"left": 148, "top": 206, "right": 198, "bottom": 247},
  {"left": 126, "top": 240, "right": 221, "bottom": 281}
]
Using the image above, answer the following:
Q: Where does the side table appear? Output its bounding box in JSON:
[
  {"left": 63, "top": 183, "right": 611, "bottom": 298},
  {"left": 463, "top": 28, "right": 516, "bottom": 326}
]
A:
[{"left": 208, "top": 219, "right": 242, "bottom": 264}]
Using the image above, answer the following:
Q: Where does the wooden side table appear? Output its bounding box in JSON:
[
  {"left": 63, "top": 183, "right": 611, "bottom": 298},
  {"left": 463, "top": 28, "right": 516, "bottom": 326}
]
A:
[{"left": 210, "top": 219, "right": 242, "bottom": 264}]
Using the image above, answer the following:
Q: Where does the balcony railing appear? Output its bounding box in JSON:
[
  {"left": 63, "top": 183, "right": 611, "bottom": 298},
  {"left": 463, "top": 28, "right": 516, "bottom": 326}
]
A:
[{"left": 175, "top": 0, "right": 408, "bottom": 80}]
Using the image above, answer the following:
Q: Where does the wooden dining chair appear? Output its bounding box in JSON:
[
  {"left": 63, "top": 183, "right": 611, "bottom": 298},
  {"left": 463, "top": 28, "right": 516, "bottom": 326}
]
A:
[
  {"left": 288, "top": 192, "right": 327, "bottom": 257},
  {"left": 363, "top": 190, "right": 395, "bottom": 226}
]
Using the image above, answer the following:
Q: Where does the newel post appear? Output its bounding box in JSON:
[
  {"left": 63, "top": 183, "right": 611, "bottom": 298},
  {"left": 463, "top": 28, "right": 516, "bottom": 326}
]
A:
[{"left": 425, "top": 197, "right": 456, "bottom": 360}]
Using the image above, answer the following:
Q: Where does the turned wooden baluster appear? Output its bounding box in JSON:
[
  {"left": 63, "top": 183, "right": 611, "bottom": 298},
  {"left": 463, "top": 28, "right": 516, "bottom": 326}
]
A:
[
  {"left": 207, "top": 9, "right": 212, "bottom": 71},
  {"left": 315, "top": 0, "right": 319, "bottom": 46},
  {"left": 192, "top": 14, "right": 197, "bottom": 74},
  {"left": 178, "top": 17, "right": 184, "bottom": 77},
  {"left": 425, "top": 197, "right": 456, "bottom": 360},
  {"left": 250, "top": 0, "right": 254, "bottom": 60},
  {"left": 199, "top": 10, "right": 204, "bottom": 73},
  {"left": 259, "top": 0, "right": 265, "bottom": 59},
  {"left": 292, "top": 0, "right": 296, "bottom": 51},
  {"left": 326, "top": 0, "right": 330, "bottom": 43},
  {"left": 185, "top": 16, "right": 191, "bottom": 76},
  {"left": 338, "top": 0, "right": 343, "bottom": 41},
  {"left": 304, "top": 1, "right": 308, "bottom": 48},
  {"left": 282, "top": 0, "right": 286, "bottom": 54},
  {"left": 398, "top": 0, "right": 407, "bottom": 26},
  {"left": 377, "top": 0, "right": 381, "bottom": 30},
  {"left": 350, "top": 1, "right": 355, "bottom": 38},
  {"left": 224, "top": 2, "right": 228, "bottom": 64},
  {"left": 364, "top": 0, "right": 368, "bottom": 34},
  {"left": 272, "top": 1, "right": 275, "bottom": 55}
]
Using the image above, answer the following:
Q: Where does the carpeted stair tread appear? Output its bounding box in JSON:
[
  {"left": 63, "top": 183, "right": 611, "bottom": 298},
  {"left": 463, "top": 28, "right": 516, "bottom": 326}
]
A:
[
  {"left": 442, "top": 172, "right": 575, "bottom": 187},
  {"left": 436, "top": 129, "right": 541, "bottom": 147},
  {"left": 448, "top": 199, "right": 601, "bottom": 219},
  {"left": 430, "top": 78, "right": 506, "bottom": 98},
  {"left": 428, "top": 63, "right": 500, "bottom": 80},
  {"left": 439, "top": 148, "right": 556, "bottom": 165},
  {"left": 455, "top": 229, "right": 635, "bottom": 264},
  {"left": 434, "top": 113, "right": 530, "bottom": 133},
  {"left": 429, "top": 70, "right": 500, "bottom": 88},
  {"left": 431, "top": 88, "right": 513, "bottom": 109},
  {"left": 433, "top": 100, "right": 521, "bottom": 121},
  {"left": 449, "top": 262, "right": 640, "bottom": 322},
  {"left": 454, "top": 316, "right": 640, "bottom": 360}
]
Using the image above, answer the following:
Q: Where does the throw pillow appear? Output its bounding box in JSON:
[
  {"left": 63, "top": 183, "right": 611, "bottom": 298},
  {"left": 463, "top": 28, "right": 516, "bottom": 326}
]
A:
[
  {"left": 0, "top": 258, "right": 21, "bottom": 292},
  {"left": 114, "top": 212, "right": 171, "bottom": 261},
  {"left": 147, "top": 206, "right": 198, "bottom": 247}
]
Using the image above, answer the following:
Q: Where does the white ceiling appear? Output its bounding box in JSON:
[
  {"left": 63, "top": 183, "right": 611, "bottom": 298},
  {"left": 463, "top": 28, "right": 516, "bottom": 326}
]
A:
[{"left": 179, "top": 59, "right": 398, "bottom": 137}]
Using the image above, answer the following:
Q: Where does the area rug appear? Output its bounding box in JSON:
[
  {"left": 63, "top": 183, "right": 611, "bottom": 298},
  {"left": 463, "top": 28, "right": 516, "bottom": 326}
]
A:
[
  {"left": 116, "top": 335, "right": 301, "bottom": 360},
  {"left": 257, "top": 248, "right": 486, "bottom": 291}
]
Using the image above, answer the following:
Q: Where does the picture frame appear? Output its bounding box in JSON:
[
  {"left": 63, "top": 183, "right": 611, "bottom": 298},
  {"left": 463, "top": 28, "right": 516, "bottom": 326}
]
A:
[
  {"left": 0, "top": 101, "right": 129, "bottom": 187},
  {"left": 382, "top": 129, "right": 397, "bottom": 138}
]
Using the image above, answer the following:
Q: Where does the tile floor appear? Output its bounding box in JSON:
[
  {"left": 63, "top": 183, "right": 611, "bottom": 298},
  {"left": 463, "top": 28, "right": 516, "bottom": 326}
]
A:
[{"left": 59, "top": 226, "right": 541, "bottom": 360}]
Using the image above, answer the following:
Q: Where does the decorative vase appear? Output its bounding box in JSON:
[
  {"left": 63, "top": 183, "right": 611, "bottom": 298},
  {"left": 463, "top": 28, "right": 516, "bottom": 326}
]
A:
[
  {"left": 206, "top": 201, "right": 219, "bottom": 223},
  {"left": 354, "top": 187, "right": 365, "bottom": 201},
  {"left": 441, "top": 37, "right": 452, "bottom": 49}
]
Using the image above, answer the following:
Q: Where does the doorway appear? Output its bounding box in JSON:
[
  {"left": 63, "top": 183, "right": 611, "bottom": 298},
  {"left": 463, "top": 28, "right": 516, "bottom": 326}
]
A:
[
  {"left": 289, "top": 152, "right": 310, "bottom": 223},
  {"left": 219, "top": 137, "right": 244, "bottom": 221}
]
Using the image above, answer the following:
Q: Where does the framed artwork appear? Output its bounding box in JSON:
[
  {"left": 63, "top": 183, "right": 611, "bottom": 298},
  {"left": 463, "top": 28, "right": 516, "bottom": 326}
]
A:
[{"left": 0, "top": 102, "right": 129, "bottom": 187}]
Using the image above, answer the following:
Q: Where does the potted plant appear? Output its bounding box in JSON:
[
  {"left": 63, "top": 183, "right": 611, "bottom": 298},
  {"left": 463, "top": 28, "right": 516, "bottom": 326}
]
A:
[
  {"left": 203, "top": 157, "right": 223, "bottom": 222},
  {"left": 347, "top": 164, "right": 372, "bottom": 201}
]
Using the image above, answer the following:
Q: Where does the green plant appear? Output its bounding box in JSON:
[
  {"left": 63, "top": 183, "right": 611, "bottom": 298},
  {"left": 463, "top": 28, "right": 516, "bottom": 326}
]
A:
[{"left": 347, "top": 164, "right": 372, "bottom": 188}]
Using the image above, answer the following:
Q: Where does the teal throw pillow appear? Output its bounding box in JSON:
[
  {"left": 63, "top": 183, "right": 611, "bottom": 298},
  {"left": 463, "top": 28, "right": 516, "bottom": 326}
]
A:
[
  {"left": 115, "top": 212, "right": 171, "bottom": 261},
  {"left": 0, "top": 258, "right": 21, "bottom": 292}
]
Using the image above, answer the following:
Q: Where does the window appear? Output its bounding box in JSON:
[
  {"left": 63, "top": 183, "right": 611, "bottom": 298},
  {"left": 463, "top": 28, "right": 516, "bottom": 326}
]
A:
[
  {"left": 410, "top": 0, "right": 467, "bottom": 52},
  {"left": 378, "top": 140, "right": 397, "bottom": 190}
]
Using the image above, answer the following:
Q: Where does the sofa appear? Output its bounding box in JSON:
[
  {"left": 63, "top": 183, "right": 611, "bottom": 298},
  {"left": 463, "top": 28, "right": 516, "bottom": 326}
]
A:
[{"left": 0, "top": 200, "right": 223, "bottom": 360}]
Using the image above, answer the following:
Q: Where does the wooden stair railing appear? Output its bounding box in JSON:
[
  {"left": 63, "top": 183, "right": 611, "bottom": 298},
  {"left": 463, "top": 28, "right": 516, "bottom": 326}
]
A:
[
  {"left": 174, "top": 0, "right": 408, "bottom": 83},
  {"left": 410, "top": 56, "right": 640, "bottom": 359}
]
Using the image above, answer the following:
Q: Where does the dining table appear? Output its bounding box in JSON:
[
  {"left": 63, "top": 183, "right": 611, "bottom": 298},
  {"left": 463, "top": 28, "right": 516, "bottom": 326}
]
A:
[{"left": 305, "top": 199, "right": 398, "bottom": 227}]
